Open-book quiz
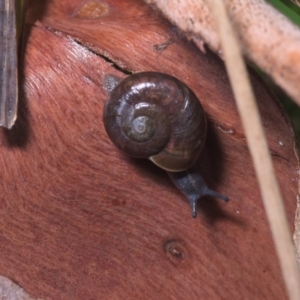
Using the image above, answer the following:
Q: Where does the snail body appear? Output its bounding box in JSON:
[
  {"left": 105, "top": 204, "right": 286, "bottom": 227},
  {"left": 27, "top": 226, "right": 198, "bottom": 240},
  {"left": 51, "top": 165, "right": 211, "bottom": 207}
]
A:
[{"left": 103, "top": 72, "right": 228, "bottom": 217}]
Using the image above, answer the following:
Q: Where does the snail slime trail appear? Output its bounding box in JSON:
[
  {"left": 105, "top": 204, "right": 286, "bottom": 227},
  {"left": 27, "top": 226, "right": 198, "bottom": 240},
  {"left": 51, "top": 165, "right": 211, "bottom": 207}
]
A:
[{"left": 103, "top": 72, "right": 228, "bottom": 218}]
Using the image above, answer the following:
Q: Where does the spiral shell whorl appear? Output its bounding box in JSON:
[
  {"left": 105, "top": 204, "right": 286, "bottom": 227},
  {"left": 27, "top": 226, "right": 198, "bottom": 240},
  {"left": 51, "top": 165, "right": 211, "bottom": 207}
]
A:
[{"left": 103, "top": 72, "right": 206, "bottom": 172}]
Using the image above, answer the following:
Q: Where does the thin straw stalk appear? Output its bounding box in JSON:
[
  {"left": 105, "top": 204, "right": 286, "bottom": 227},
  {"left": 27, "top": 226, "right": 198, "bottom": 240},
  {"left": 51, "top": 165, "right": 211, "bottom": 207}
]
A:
[{"left": 209, "top": 1, "right": 300, "bottom": 299}]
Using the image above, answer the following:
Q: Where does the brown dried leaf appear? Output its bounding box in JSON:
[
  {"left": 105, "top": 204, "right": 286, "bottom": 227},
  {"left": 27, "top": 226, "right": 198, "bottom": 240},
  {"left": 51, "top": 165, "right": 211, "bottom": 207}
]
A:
[{"left": 0, "top": 0, "right": 298, "bottom": 299}]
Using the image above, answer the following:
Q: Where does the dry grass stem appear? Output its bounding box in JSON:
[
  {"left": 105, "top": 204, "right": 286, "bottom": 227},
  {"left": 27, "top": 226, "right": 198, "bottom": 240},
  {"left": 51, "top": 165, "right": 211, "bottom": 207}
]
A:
[
  {"left": 210, "top": 0, "right": 300, "bottom": 299},
  {"left": 291, "top": 0, "right": 300, "bottom": 7}
]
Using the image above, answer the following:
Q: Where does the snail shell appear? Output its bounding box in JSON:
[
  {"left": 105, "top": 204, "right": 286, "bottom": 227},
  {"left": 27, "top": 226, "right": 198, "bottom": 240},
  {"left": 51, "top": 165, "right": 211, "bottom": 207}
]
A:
[{"left": 103, "top": 72, "right": 207, "bottom": 172}]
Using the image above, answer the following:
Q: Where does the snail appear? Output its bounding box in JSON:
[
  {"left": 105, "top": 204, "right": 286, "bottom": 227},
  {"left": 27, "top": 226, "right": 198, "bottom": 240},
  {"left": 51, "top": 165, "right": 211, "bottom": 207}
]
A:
[{"left": 103, "top": 72, "right": 228, "bottom": 218}]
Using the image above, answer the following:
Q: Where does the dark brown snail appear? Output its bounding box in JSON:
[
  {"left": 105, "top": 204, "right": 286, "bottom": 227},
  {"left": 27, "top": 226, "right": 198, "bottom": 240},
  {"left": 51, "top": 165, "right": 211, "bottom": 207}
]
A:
[{"left": 103, "top": 72, "right": 228, "bottom": 217}]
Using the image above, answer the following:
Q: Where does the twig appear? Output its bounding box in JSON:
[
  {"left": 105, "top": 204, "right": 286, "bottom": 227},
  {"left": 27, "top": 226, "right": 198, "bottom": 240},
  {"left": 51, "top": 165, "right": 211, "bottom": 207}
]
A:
[
  {"left": 209, "top": 0, "right": 300, "bottom": 299},
  {"left": 0, "top": 0, "right": 19, "bottom": 129}
]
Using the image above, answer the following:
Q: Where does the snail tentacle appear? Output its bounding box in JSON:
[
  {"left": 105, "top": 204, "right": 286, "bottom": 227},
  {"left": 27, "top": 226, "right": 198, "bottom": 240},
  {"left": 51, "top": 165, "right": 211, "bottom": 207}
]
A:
[{"left": 168, "top": 169, "right": 229, "bottom": 218}]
